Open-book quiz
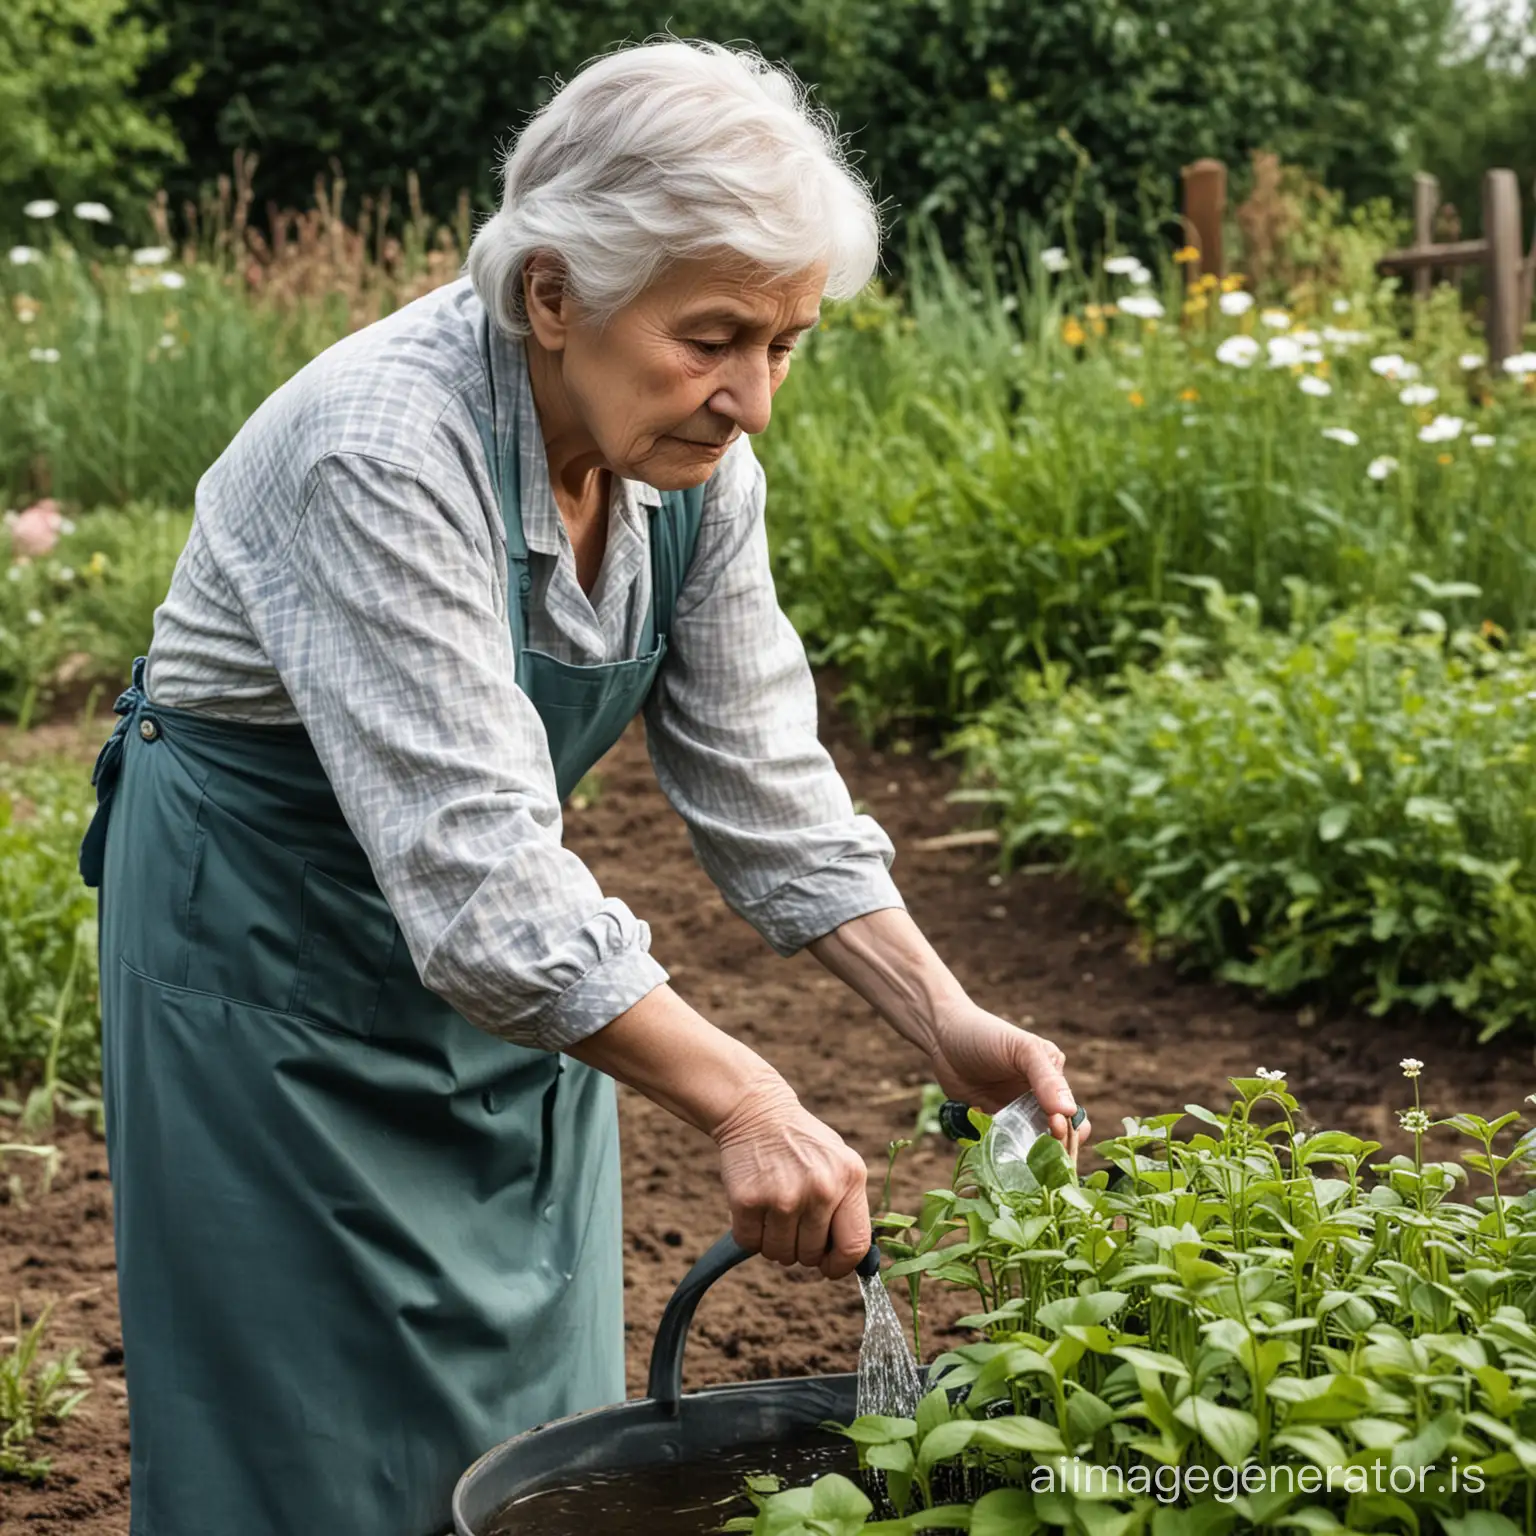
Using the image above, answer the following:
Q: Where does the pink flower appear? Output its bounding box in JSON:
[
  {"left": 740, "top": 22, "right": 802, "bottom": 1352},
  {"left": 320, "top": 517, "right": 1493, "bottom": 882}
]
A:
[{"left": 10, "top": 499, "right": 63, "bottom": 559}]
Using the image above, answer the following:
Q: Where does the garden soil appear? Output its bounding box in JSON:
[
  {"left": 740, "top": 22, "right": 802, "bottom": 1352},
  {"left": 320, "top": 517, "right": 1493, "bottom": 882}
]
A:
[{"left": 4, "top": 695, "right": 1533, "bottom": 1534}]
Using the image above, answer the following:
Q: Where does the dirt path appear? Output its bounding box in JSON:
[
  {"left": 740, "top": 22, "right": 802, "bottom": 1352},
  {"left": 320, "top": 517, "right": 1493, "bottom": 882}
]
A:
[{"left": 5, "top": 700, "right": 1533, "bottom": 1533}]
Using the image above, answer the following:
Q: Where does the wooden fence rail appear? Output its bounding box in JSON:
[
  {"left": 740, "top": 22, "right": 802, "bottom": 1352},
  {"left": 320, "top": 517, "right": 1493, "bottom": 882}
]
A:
[{"left": 1178, "top": 160, "right": 1536, "bottom": 370}]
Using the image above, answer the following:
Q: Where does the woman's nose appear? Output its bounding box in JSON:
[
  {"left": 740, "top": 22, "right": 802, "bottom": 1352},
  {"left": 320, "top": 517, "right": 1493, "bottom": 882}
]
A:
[{"left": 707, "top": 354, "right": 774, "bottom": 436}]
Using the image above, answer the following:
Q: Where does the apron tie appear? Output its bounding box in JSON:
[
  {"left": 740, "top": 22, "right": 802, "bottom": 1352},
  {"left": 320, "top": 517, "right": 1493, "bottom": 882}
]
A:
[{"left": 79, "top": 655, "right": 149, "bottom": 888}]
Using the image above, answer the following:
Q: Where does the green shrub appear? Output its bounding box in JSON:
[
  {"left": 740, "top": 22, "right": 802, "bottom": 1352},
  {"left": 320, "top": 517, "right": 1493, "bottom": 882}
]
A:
[
  {"left": 1, "top": 506, "right": 191, "bottom": 724},
  {"left": 0, "top": 759, "right": 98, "bottom": 1090},
  {"left": 0, "top": 0, "right": 185, "bottom": 246},
  {"left": 763, "top": 252, "right": 1536, "bottom": 732},
  {"left": 748, "top": 1070, "right": 1536, "bottom": 1531},
  {"left": 951, "top": 587, "right": 1536, "bottom": 1039},
  {"left": 132, "top": 0, "right": 1454, "bottom": 256}
]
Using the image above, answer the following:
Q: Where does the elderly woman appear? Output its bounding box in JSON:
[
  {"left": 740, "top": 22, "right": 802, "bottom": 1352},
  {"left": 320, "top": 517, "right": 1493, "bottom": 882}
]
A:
[{"left": 79, "top": 38, "right": 1086, "bottom": 1536}]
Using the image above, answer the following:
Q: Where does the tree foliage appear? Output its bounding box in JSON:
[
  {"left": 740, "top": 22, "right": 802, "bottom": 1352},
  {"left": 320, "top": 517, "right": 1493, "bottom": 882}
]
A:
[
  {"left": 129, "top": 0, "right": 1457, "bottom": 251},
  {"left": 0, "top": 0, "right": 185, "bottom": 240}
]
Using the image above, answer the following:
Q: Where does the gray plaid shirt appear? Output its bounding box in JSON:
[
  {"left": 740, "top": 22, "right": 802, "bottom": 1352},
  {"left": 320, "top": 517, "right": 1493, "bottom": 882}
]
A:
[{"left": 145, "top": 277, "right": 902, "bottom": 1051}]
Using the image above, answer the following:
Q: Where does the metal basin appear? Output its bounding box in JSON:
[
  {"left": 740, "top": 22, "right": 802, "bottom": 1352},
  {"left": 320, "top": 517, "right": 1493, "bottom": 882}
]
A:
[{"left": 453, "top": 1234, "right": 875, "bottom": 1535}]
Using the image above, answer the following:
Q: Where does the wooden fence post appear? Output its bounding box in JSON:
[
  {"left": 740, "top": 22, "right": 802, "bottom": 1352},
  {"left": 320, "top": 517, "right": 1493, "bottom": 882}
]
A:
[
  {"left": 1520, "top": 177, "right": 1536, "bottom": 342},
  {"left": 1181, "top": 159, "right": 1226, "bottom": 283},
  {"left": 1484, "top": 168, "right": 1524, "bottom": 371},
  {"left": 1412, "top": 173, "right": 1439, "bottom": 299}
]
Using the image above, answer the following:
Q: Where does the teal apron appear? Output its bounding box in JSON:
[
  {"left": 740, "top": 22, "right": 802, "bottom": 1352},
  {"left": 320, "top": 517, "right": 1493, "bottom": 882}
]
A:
[{"left": 79, "top": 354, "right": 706, "bottom": 1535}]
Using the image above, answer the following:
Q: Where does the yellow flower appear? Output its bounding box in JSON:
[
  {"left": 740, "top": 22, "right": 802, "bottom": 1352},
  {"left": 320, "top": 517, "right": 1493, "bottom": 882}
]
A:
[
  {"left": 1179, "top": 388, "right": 1199, "bottom": 402},
  {"left": 87, "top": 550, "right": 108, "bottom": 577},
  {"left": 1089, "top": 316, "right": 1106, "bottom": 337},
  {"left": 1084, "top": 303, "right": 1102, "bottom": 320},
  {"left": 1316, "top": 359, "right": 1331, "bottom": 377},
  {"left": 1061, "top": 316, "right": 1086, "bottom": 347},
  {"left": 1197, "top": 273, "right": 1220, "bottom": 294},
  {"left": 1127, "top": 390, "right": 1145, "bottom": 408},
  {"left": 1220, "top": 273, "right": 1246, "bottom": 293},
  {"left": 1183, "top": 294, "right": 1209, "bottom": 316},
  {"left": 1174, "top": 245, "right": 1200, "bottom": 264},
  {"left": 1438, "top": 453, "right": 1454, "bottom": 465}
]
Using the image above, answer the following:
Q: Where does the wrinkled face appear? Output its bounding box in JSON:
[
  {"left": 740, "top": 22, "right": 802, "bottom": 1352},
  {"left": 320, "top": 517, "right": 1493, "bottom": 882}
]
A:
[{"left": 529, "top": 252, "right": 825, "bottom": 489}]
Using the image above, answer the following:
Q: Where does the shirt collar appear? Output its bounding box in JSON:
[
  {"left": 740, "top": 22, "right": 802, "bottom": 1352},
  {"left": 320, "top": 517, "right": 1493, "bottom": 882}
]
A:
[{"left": 489, "top": 324, "right": 663, "bottom": 557}]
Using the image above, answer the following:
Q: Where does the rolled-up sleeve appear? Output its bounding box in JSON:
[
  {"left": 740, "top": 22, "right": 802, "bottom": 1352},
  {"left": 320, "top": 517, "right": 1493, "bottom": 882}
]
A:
[
  {"left": 243, "top": 449, "right": 667, "bottom": 1051},
  {"left": 643, "top": 437, "right": 905, "bottom": 955}
]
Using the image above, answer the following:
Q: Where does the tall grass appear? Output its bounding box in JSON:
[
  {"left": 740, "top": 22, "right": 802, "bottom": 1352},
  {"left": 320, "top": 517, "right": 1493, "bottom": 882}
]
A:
[{"left": 1, "top": 166, "right": 464, "bottom": 507}]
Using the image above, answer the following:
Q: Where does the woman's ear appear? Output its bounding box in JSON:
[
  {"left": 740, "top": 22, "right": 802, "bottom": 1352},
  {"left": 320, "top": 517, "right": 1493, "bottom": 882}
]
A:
[{"left": 523, "top": 253, "right": 572, "bottom": 351}]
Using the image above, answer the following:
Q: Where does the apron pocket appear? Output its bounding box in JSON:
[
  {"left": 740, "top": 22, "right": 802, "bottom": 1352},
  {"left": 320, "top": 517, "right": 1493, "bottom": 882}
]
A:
[{"left": 290, "top": 862, "right": 397, "bottom": 1039}]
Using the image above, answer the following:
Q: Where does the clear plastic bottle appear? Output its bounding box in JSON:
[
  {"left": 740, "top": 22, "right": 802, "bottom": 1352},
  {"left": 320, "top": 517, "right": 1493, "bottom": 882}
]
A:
[{"left": 979, "top": 1091, "right": 1053, "bottom": 1193}]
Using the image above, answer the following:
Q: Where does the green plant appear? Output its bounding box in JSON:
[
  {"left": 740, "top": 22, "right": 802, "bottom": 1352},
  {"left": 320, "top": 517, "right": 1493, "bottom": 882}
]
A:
[
  {"left": 0, "top": 760, "right": 99, "bottom": 1090},
  {"left": 0, "top": 1300, "right": 91, "bottom": 1483},
  {"left": 764, "top": 239, "right": 1536, "bottom": 732},
  {"left": 748, "top": 1069, "right": 1536, "bottom": 1532},
  {"left": 1, "top": 506, "right": 190, "bottom": 723},
  {"left": 952, "top": 586, "right": 1536, "bottom": 1039},
  {"left": 0, "top": 0, "right": 186, "bottom": 246}
]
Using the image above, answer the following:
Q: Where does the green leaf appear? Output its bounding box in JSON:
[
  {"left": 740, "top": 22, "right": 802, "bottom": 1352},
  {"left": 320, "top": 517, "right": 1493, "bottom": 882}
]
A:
[
  {"left": 1111, "top": 1344, "right": 1190, "bottom": 1378},
  {"left": 841, "top": 1416, "right": 917, "bottom": 1446},
  {"left": 1035, "top": 1290, "right": 1128, "bottom": 1334},
  {"left": 1171, "top": 1396, "right": 1259, "bottom": 1465},
  {"left": 808, "top": 1474, "right": 872, "bottom": 1525},
  {"left": 971, "top": 1488, "right": 1039, "bottom": 1536},
  {"left": 1439, "top": 1515, "right": 1526, "bottom": 1536},
  {"left": 972, "top": 1414, "right": 1068, "bottom": 1456},
  {"left": 1027, "top": 1133, "right": 1073, "bottom": 1190},
  {"left": 916, "top": 1418, "right": 975, "bottom": 1476},
  {"left": 1317, "top": 805, "right": 1351, "bottom": 842}
]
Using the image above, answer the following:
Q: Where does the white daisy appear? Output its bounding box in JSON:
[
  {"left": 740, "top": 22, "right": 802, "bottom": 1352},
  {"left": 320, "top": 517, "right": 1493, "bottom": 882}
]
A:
[
  {"left": 1367, "top": 455, "right": 1399, "bottom": 481},
  {"left": 1219, "top": 291, "right": 1254, "bottom": 316},
  {"left": 1299, "top": 376, "right": 1332, "bottom": 397},
  {"left": 23, "top": 200, "right": 58, "bottom": 219},
  {"left": 1118, "top": 294, "right": 1165, "bottom": 320},
  {"left": 1041, "top": 246, "right": 1069, "bottom": 274},
  {"left": 1216, "top": 335, "right": 1260, "bottom": 367},
  {"left": 1399, "top": 384, "right": 1439, "bottom": 407},
  {"left": 1321, "top": 428, "right": 1360, "bottom": 446},
  {"left": 1418, "top": 415, "right": 1465, "bottom": 444},
  {"left": 72, "top": 201, "right": 112, "bottom": 223}
]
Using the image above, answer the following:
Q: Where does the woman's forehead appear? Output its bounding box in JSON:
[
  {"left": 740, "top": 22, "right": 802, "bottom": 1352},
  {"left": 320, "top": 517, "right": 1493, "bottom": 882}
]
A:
[{"left": 651, "top": 255, "right": 826, "bottom": 327}]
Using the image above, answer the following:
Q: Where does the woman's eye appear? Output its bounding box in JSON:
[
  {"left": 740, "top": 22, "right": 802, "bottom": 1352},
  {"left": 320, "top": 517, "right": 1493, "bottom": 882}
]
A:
[
  {"left": 690, "top": 340, "right": 730, "bottom": 357},
  {"left": 770, "top": 343, "right": 796, "bottom": 363}
]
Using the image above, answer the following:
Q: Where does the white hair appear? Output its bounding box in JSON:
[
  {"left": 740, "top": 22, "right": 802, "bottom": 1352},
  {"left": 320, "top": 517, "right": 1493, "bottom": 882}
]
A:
[{"left": 467, "top": 37, "right": 882, "bottom": 335}]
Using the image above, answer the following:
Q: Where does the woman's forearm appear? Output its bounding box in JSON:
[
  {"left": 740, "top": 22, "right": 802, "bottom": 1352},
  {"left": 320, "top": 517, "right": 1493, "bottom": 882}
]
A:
[
  {"left": 805, "top": 906, "right": 969, "bottom": 1052},
  {"left": 564, "top": 981, "right": 794, "bottom": 1136}
]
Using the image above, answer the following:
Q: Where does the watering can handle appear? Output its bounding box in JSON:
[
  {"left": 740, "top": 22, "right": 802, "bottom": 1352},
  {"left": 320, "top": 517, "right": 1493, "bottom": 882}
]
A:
[{"left": 646, "top": 1232, "right": 882, "bottom": 1415}]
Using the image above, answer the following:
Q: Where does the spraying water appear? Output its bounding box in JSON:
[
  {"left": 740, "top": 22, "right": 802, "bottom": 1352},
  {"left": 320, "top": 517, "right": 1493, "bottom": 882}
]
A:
[{"left": 854, "top": 1251, "right": 921, "bottom": 1420}]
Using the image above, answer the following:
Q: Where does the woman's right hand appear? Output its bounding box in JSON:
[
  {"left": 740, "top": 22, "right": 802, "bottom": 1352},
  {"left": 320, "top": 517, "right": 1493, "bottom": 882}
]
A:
[{"left": 711, "top": 1076, "right": 872, "bottom": 1281}]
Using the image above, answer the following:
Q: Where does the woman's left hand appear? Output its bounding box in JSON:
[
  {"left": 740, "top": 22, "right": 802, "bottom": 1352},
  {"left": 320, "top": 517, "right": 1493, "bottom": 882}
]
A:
[{"left": 926, "top": 1000, "right": 1089, "bottom": 1146}]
